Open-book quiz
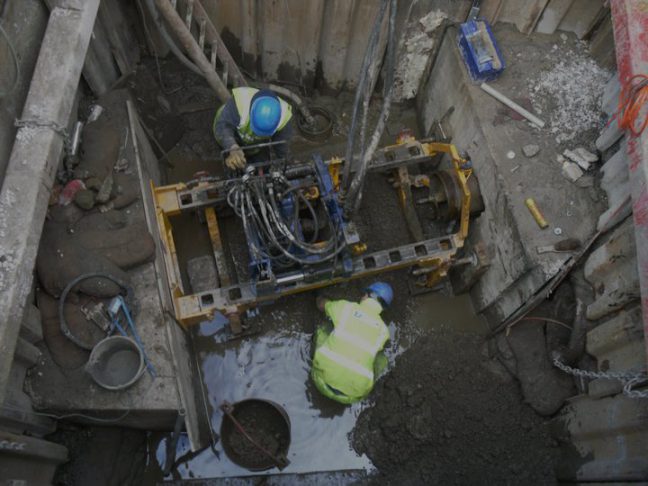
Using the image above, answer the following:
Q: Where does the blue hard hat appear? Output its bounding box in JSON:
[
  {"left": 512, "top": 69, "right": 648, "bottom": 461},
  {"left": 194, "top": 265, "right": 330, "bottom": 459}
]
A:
[
  {"left": 250, "top": 94, "right": 281, "bottom": 136},
  {"left": 366, "top": 282, "right": 394, "bottom": 308}
]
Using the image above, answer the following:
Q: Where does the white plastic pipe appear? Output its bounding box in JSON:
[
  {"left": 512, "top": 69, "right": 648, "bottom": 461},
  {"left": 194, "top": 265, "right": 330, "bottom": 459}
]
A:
[{"left": 480, "top": 82, "right": 545, "bottom": 128}]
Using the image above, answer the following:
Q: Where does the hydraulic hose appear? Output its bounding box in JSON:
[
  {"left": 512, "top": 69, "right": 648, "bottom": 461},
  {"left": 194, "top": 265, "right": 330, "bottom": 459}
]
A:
[
  {"left": 342, "top": 0, "right": 390, "bottom": 189},
  {"left": 344, "top": 0, "right": 398, "bottom": 216}
]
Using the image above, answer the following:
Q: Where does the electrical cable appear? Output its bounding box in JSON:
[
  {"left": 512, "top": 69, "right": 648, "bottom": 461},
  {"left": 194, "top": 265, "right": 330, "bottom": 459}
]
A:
[
  {"left": 0, "top": 21, "right": 20, "bottom": 97},
  {"left": 615, "top": 74, "right": 648, "bottom": 137}
]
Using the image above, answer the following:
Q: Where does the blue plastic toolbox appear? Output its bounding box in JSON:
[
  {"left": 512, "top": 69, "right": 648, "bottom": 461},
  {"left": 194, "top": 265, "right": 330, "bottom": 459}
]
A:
[{"left": 457, "top": 20, "right": 505, "bottom": 82}]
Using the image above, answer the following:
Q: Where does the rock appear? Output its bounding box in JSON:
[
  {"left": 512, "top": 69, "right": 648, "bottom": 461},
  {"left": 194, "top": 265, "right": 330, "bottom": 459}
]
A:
[
  {"left": 575, "top": 175, "right": 595, "bottom": 188},
  {"left": 563, "top": 148, "right": 598, "bottom": 171},
  {"left": 37, "top": 290, "right": 99, "bottom": 369},
  {"left": 522, "top": 144, "right": 540, "bottom": 158},
  {"left": 505, "top": 321, "right": 575, "bottom": 416},
  {"left": 506, "top": 151, "right": 516, "bottom": 159},
  {"left": 96, "top": 173, "right": 114, "bottom": 204},
  {"left": 74, "top": 189, "right": 96, "bottom": 210},
  {"left": 85, "top": 176, "right": 102, "bottom": 191},
  {"left": 561, "top": 161, "right": 583, "bottom": 182},
  {"left": 111, "top": 173, "right": 140, "bottom": 209},
  {"left": 74, "top": 222, "right": 155, "bottom": 269},
  {"left": 37, "top": 222, "right": 130, "bottom": 299}
]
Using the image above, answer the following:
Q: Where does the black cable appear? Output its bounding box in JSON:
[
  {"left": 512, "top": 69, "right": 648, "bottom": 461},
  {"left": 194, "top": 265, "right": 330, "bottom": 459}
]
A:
[
  {"left": 345, "top": 0, "right": 398, "bottom": 216},
  {"left": 59, "top": 272, "right": 134, "bottom": 350},
  {"left": 342, "top": 0, "right": 390, "bottom": 189}
]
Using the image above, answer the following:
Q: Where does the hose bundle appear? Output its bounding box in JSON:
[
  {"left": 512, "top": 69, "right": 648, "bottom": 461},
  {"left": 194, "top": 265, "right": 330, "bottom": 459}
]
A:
[
  {"left": 343, "top": 0, "right": 399, "bottom": 217},
  {"left": 226, "top": 172, "right": 346, "bottom": 267}
]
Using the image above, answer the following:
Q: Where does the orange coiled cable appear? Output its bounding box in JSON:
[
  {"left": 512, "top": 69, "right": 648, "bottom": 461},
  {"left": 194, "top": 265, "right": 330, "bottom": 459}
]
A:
[{"left": 616, "top": 74, "right": 648, "bottom": 137}]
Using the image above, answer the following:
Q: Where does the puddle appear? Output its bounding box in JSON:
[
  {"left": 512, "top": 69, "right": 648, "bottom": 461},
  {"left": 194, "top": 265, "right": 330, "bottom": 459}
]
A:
[{"left": 169, "top": 331, "right": 374, "bottom": 478}]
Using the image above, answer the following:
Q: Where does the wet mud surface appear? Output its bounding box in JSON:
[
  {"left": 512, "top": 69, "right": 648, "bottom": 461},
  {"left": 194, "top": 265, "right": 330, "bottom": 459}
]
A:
[{"left": 353, "top": 329, "right": 559, "bottom": 485}]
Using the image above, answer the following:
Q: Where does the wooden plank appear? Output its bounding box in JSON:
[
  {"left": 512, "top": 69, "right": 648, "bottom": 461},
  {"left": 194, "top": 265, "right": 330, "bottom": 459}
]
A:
[{"left": 0, "top": 0, "right": 99, "bottom": 405}]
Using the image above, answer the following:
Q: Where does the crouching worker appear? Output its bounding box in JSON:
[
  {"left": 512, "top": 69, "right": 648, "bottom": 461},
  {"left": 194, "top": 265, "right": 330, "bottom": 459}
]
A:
[
  {"left": 213, "top": 87, "right": 293, "bottom": 170},
  {"left": 311, "top": 282, "right": 393, "bottom": 405}
]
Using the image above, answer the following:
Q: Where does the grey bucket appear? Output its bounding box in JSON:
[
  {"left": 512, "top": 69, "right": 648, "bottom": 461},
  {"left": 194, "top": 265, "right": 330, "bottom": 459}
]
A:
[{"left": 86, "top": 336, "right": 145, "bottom": 390}]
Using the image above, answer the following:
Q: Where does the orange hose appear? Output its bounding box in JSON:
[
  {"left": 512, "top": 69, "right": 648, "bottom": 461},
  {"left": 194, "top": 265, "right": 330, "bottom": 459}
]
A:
[{"left": 617, "top": 74, "right": 648, "bottom": 137}]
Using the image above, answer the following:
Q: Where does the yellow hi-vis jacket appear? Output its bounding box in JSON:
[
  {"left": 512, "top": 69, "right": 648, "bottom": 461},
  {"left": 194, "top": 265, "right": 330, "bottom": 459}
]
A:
[{"left": 311, "top": 298, "right": 389, "bottom": 404}]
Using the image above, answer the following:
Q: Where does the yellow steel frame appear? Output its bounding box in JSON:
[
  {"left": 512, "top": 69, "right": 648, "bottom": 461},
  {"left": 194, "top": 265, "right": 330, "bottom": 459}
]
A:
[{"left": 151, "top": 140, "right": 474, "bottom": 328}]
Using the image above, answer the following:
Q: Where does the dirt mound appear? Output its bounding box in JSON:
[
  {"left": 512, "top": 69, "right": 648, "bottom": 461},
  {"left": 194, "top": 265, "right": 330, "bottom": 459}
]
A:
[{"left": 353, "top": 331, "right": 558, "bottom": 485}]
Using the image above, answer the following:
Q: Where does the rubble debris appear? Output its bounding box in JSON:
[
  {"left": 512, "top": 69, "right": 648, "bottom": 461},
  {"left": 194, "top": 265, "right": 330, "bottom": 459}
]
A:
[
  {"left": 563, "top": 147, "right": 598, "bottom": 171},
  {"left": 522, "top": 144, "right": 540, "bottom": 158},
  {"left": 561, "top": 161, "right": 584, "bottom": 182},
  {"left": 59, "top": 179, "right": 86, "bottom": 206},
  {"left": 74, "top": 189, "right": 96, "bottom": 210},
  {"left": 507, "top": 150, "right": 516, "bottom": 159},
  {"left": 96, "top": 173, "right": 114, "bottom": 204},
  {"left": 529, "top": 50, "right": 611, "bottom": 143}
]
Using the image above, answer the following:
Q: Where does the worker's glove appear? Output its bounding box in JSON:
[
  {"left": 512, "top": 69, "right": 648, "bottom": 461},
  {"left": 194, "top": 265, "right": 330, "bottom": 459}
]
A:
[{"left": 225, "top": 144, "right": 246, "bottom": 170}]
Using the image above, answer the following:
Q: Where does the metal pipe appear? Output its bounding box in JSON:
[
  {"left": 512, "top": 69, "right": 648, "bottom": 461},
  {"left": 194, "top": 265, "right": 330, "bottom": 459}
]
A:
[{"left": 480, "top": 82, "right": 545, "bottom": 128}]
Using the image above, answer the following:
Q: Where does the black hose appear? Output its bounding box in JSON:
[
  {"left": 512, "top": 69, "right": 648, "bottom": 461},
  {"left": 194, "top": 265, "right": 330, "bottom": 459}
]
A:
[
  {"left": 344, "top": 0, "right": 398, "bottom": 217},
  {"left": 342, "top": 0, "right": 390, "bottom": 189},
  {"left": 59, "top": 273, "right": 133, "bottom": 350}
]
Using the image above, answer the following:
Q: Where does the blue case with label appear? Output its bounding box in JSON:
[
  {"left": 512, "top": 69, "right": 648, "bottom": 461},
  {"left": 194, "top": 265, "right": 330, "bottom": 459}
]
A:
[{"left": 458, "top": 20, "right": 505, "bottom": 82}]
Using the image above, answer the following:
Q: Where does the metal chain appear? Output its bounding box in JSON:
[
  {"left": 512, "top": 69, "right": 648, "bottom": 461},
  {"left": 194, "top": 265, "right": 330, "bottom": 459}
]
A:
[
  {"left": 553, "top": 357, "right": 648, "bottom": 399},
  {"left": 15, "top": 118, "right": 71, "bottom": 153}
]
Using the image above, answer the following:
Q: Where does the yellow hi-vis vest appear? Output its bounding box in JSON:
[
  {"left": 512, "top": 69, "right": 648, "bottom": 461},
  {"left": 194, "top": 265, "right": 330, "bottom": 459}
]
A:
[
  {"left": 232, "top": 87, "right": 292, "bottom": 145},
  {"left": 312, "top": 298, "right": 389, "bottom": 403}
]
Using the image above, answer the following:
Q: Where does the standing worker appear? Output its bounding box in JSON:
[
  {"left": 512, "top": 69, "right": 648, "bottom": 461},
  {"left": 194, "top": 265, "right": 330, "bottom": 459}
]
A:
[
  {"left": 213, "top": 87, "right": 294, "bottom": 170},
  {"left": 311, "top": 282, "right": 393, "bottom": 405}
]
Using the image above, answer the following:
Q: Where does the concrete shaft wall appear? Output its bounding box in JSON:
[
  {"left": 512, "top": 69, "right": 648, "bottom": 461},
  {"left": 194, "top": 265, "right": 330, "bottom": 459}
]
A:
[{"left": 201, "top": 0, "right": 472, "bottom": 92}]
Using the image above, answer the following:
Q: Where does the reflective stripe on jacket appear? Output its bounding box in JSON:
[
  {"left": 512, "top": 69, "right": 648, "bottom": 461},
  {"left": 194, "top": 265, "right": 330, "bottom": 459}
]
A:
[
  {"left": 312, "top": 298, "right": 389, "bottom": 403},
  {"left": 232, "top": 87, "right": 292, "bottom": 145}
]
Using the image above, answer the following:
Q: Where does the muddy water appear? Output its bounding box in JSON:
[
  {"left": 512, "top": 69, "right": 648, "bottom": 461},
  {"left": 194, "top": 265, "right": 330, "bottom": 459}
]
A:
[
  {"left": 180, "top": 330, "right": 373, "bottom": 478},
  {"left": 158, "top": 286, "right": 485, "bottom": 479}
]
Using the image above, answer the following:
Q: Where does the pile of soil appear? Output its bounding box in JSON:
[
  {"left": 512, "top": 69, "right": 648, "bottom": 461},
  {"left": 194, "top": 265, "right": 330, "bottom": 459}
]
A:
[{"left": 353, "top": 330, "right": 559, "bottom": 484}]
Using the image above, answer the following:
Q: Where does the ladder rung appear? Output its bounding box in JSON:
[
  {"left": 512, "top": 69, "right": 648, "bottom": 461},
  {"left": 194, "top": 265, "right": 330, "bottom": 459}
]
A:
[
  {"left": 185, "top": 0, "right": 194, "bottom": 29},
  {"left": 198, "top": 19, "right": 206, "bottom": 50},
  {"left": 222, "top": 62, "right": 229, "bottom": 87},
  {"left": 210, "top": 44, "right": 217, "bottom": 70}
]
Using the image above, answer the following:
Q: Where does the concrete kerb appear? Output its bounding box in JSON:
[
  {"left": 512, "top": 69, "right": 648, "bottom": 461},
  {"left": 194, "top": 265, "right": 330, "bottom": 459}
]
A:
[{"left": 0, "top": 0, "right": 100, "bottom": 404}]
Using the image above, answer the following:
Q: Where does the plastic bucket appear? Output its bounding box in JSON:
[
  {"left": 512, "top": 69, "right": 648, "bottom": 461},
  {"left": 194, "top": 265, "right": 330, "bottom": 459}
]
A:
[
  {"left": 86, "top": 336, "right": 145, "bottom": 390},
  {"left": 220, "top": 399, "right": 291, "bottom": 471}
]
